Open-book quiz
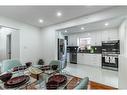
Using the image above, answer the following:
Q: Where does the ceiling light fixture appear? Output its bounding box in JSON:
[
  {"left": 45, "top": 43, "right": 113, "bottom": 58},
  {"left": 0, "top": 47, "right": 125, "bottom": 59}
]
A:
[
  {"left": 65, "top": 30, "right": 67, "bottom": 33},
  {"left": 105, "top": 22, "right": 109, "bottom": 26},
  {"left": 38, "top": 19, "right": 44, "bottom": 23},
  {"left": 57, "top": 12, "right": 62, "bottom": 17},
  {"left": 81, "top": 27, "right": 85, "bottom": 30}
]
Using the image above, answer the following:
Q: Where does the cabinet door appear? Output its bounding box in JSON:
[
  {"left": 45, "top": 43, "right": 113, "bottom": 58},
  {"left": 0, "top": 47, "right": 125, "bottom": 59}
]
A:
[
  {"left": 102, "top": 29, "right": 118, "bottom": 41},
  {"left": 68, "top": 35, "right": 77, "bottom": 46},
  {"left": 91, "top": 54, "right": 101, "bottom": 67},
  {"left": 82, "top": 54, "right": 91, "bottom": 65},
  {"left": 82, "top": 54, "right": 87, "bottom": 65},
  {"left": 108, "top": 30, "right": 119, "bottom": 41},
  {"left": 94, "top": 31, "right": 102, "bottom": 46},
  {"left": 102, "top": 31, "right": 108, "bottom": 41},
  {"left": 91, "top": 31, "right": 101, "bottom": 46},
  {"left": 77, "top": 53, "right": 84, "bottom": 64},
  {"left": 67, "top": 53, "right": 70, "bottom": 63}
]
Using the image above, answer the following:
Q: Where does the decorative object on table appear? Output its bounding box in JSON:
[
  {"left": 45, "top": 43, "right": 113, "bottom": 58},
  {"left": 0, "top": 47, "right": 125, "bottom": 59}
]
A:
[
  {"left": 48, "top": 74, "right": 67, "bottom": 87},
  {"left": 12, "top": 66, "right": 27, "bottom": 72},
  {"left": 28, "top": 67, "right": 42, "bottom": 74},
  {"left": 1, "top": 59, "right": 22, "bottom": 73},
  {"left": 4, "top": 75, "right": 30, "bottom": 88},
  {"left": 38, "top": 59, "right": 44, "bottom": 65},
  {"left": 28, "top": 67, "right": 43, "bottom": 80},
  {"left": 0, "top": 72, "right": 12, "bottom": 82},
  {"left": 25, "top": 62, "right": 32, "bottom": 68},
  {"left": 40, "top": 65, "right": 51, "bottom": 71},
  {"left": 46, "top": 81, "right": 59, "bottom": 89}
]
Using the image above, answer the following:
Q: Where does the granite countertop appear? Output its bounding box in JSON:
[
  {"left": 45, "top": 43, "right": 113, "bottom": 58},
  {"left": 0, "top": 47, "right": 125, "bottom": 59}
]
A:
[{"left": 77, "top": 52, "right": 102, "bottom": 54}]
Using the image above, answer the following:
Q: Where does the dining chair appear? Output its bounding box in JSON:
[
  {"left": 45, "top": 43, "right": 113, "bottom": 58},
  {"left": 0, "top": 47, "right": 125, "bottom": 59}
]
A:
[
  {"left": 49, "top": 60, "right": 61, "bottom": 71},
  {"left": 1, "top": 59, "right": 22, "bottom": 73},
  {"left": 74, "top": 77, "right": 89, "bottom": 90}
]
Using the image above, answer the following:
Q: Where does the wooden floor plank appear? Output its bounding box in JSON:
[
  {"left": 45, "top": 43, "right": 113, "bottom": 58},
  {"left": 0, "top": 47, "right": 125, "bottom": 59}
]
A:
[{"left": 89, "top": 81, "right": 117, "bottom": 90}]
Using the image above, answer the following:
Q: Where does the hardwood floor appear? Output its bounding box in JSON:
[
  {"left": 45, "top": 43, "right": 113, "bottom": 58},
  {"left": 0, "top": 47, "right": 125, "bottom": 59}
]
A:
[
  {"left": 65, "top": 75, "right": 117, "bottom": 90},
  {"left": 89, "top": 81, "right": 117, "bottom": 90}
]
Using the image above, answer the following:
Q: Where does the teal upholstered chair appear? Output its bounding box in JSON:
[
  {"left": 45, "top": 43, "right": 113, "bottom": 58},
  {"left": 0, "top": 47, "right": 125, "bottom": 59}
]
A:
[
  {"left": 1, "top": 59, "right": 22, "bottom": 73},
  {"left": 74, "top": 77, "right": 89, "bottom": 90},
  {"left": 49, "top": 60, "right": 61, "bottom": 71}
]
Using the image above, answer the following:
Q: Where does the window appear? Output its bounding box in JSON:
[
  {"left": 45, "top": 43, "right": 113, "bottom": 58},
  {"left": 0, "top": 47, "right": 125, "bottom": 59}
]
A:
[{"left": 77, "top": 37, "right": 91, "bottom": 50}]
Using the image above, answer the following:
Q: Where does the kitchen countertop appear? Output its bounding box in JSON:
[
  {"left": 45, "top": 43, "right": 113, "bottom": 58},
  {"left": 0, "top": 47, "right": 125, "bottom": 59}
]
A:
[{"left": 77, "top": 52, "right": 102, "bottom": 54}]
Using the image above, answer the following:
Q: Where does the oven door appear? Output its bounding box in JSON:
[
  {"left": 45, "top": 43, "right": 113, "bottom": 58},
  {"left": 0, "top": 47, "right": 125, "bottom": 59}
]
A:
[{"left": 102, "top": 55, "right": 118, "bottom": 70}]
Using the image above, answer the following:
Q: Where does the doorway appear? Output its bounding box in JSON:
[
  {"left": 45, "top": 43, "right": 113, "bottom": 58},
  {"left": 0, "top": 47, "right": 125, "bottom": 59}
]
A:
[
  {"left": 6, "top": 34, "right": 11, "bottom": 59},
  {"left": 0, "top": 26, "right": 20, "bottom": 61}
]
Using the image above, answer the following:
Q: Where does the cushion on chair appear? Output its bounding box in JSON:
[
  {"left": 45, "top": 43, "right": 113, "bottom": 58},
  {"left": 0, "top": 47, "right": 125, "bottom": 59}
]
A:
[
  {"left": 74, "top": 77, "right": 89, "bottom": 90},
  {"left": 1, "top": 59, "right": 22, "bottom": 73}
]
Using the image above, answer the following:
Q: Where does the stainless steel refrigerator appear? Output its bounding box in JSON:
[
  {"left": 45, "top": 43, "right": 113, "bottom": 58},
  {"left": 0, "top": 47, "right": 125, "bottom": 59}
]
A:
[{"left": 57, "top": 39, "right": 67, "bottom": 69}]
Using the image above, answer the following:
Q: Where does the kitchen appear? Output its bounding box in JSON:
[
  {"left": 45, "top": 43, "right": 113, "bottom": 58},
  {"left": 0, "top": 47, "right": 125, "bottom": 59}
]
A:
[
  {"left": 57, "top": 17, "right": 121, "bottom": 71},
  {"left": 56, "top": 16, "right": 123, "bottom": 88}
]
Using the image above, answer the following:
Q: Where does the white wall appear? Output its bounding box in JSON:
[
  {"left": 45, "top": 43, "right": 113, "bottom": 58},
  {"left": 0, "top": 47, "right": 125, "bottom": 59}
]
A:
[
  {"left": 0, "top": 16, "right": 41, "bottom": 64},
  {"left": 40, "top": 27, "right": 57, "bottom": 64},
  {"left": 119, "top": 19, "right": 127, "bottom": 89},
  {"left": 67, "top": 28, "right": 119, "bottom": 46}
]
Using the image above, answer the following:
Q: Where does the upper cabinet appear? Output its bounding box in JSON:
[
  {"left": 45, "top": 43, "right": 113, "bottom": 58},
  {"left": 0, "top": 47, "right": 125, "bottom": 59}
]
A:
[
  {"left": 102, "top": 28, "right": 119, "bottom": 41},
  {"left": 57, "top": 16, "right": 122, "bottom": 47},
  {"left": 91, "top": 31, "right": 102, "bottom": 46},
  {"left": 67, "top": 28, "right": 119, "bottom": 46},
  {"left": 68, "top": 35, "right": 77, "bottom": 46}
]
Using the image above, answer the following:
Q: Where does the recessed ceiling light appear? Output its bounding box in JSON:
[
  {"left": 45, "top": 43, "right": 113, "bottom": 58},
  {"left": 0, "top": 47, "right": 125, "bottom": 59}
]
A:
[
  {"left": 81, "top": 27, "right": 85, "bottom": 30},
  {"left": 65, "top": 30, "right": 67, "bottom": 33},
  {"left": 57, "top": 12, "right": 62, "bottom": 17},
  {"left": 38, "top": 19, "right": 44, "bottom": 23},
  {"left": 105, "top": 22, "right": 109, "bottom": 26}
]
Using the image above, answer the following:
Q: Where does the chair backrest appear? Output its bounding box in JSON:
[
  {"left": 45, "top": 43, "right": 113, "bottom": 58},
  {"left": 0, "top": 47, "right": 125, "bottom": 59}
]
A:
[
  {"left": 1, "top": 59, "right": 22, "bottom": 73},
  {"left": 49, "top": 60, "right": 61, "bottom": 70},
  {"left": 74, "top": 77, "right": 89, "bottom": 90}
]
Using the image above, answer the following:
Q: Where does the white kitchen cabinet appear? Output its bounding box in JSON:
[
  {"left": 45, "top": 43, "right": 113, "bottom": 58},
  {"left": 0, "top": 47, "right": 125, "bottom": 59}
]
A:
[
  {"left": 91, "top": 54, "right": 101, "bottom": 67},
  {"left": 102, "top": 29, "right": 119, "bottom": 41},
  {"left": 90, "top": 31, "right": 102, "bottom": 46},
  {"left": 68, "top": 35, "right": 77, "bottom": 46},
  {"left": 77, "top": 53, "right": 84, "bottom": 64},
  {"left": 67, "top": 53, "right": 70, "bottom": 63},
  {"left": 108, "top": 30, "right": 119, "bottom": 41},
  {"left": 77, "top": 53, "right": 101, "bottom": 67}
]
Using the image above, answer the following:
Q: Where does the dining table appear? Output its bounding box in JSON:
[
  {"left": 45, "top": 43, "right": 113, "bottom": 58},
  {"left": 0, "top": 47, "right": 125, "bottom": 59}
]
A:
[{"left": 0, "top": 65, "right": 82, "bottom": 90}]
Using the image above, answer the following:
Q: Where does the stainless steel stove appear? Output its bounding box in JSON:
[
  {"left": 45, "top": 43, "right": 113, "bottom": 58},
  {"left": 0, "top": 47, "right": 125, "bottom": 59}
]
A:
[{"left": 101, "top": 40, "right": 120, "bottom": 71}]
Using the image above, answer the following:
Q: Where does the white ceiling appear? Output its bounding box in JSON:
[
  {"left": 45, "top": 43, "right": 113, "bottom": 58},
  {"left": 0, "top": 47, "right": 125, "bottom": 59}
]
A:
[
  {"left": 0, "top": 6, "right": 113, "bottom": 27},
  {"left": 58, "top": 16, "right": 125, "bottom": 35}
]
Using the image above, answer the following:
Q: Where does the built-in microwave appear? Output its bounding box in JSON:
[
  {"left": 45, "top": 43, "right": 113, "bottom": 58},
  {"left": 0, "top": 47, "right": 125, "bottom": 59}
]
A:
[{"left": 102, "top": 40, "right": 120, "bottom": 54}]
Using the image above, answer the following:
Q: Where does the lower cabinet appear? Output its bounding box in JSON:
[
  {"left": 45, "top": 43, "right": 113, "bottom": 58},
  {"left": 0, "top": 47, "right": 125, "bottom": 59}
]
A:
[
  {"left": 67, "top": 53, "right": 70, "bottom": 63},
  {"left": 77, "top": 53, "right": 101, "bottom": 67}
]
